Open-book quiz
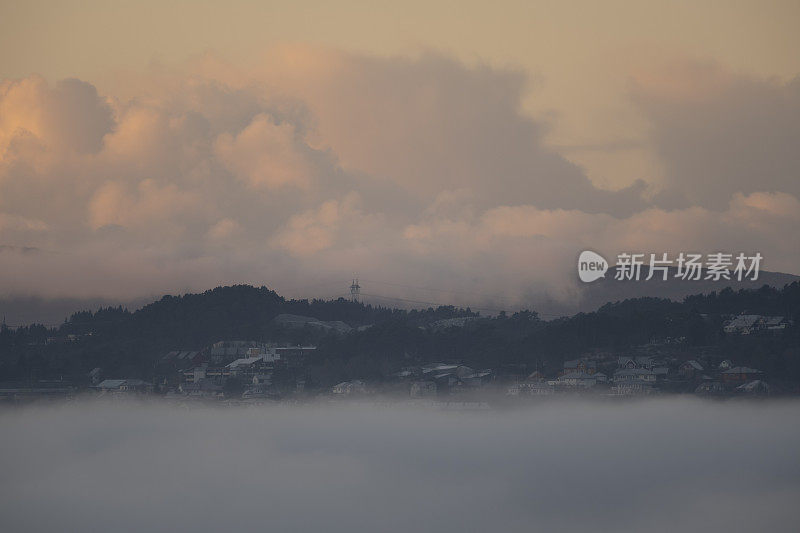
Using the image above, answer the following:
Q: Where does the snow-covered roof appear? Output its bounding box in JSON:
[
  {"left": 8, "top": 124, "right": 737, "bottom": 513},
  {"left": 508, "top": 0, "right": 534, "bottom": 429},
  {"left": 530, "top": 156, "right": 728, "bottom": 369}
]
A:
[
  {"left": 226, "top": 356, "right": 265, "bottom": 369},
  {"left": 725, "top": 315, "right": 761, "bottom": 329},
  {"left": 96, "top": 379, "right": 126, "bottom": 389},
  {"left": 682, "top": 360, "right": 703, "bottom": 371}
]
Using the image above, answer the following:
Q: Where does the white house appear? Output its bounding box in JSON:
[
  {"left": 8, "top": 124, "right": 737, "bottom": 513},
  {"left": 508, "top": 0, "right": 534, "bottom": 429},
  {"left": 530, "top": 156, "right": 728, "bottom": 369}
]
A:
[{"left": 557, "top": 371, "right": 597, "bottom": 388}]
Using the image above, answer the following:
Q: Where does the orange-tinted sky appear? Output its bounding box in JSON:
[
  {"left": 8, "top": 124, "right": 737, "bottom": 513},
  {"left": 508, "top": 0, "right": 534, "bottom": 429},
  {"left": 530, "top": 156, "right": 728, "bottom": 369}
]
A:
[
  {"left": 3, "top": 0, "right": 799, "bottom": 187},
  {"left": 0, "top": 0, "right": 798, "bottom": 306}
]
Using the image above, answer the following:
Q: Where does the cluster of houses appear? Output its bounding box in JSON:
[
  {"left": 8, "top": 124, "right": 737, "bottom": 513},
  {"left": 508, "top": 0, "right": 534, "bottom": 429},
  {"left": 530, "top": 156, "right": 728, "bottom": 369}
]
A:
[
  {"left": 331, "top": 363, "right": 495, "bottom": 398},
  {"left": 90, "top": 340, "right": 316, "bottom": 400},
  {"left": 84, "top": 335, "right": 776, "bottom": 401},
  {"left": 506, "top": 353, "right": 769, "bottom": 397},
  {"left": 330, "top": 351, "right": 773, "bottom": 400}
]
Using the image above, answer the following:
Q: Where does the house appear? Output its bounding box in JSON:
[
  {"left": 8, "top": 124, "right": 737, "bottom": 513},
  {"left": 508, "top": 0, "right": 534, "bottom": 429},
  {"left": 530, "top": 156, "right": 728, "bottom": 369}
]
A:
[
  {"left": 762, "top": 316, "right": 788, "bottom": 332},
  {"left": 718, "top": 359, "right": 733, "bottom": 371},
  {"left": 735, "top": 380, "right": 770, "bottom": 395},
  {"left": 652, "top": 367, "right": 669, "bottom": 380},
  {"left": 332, "top": 380, "right": 366, "bottom": 396},
  {"left": 183, "top": 365, "right": 231, "bottom": 383},
  {"left": 271, "top": 346, "right": 316, "bottom": 367},
  {"left": 557, "top": 371, "right": 596, "bottom": 388},
  {"left": 179, "top": 379, "right": 224, "bottom": 398},
  {"left": 507, "top": 382, "right": 554, "bottom": 396},
  {"left": 723, "top": 315, "right": 761, "bottom": 334},
  {"left": 460, "top": 370, "right": 493, "bottom": 388},
  {"left": 526, "top": 370, "right": 546, "bottom": 382},
  {"left": 95, "top": 379, "right": 153, "bottom": 394},
  {"left": 723, "top": 315, "right": 788, "bottom": 335},
  {"left": 695, "top": 381, "right": 726, "bottom": 395},
  {"left": 617, "top": 357, "right": 637, "bottom": 369},
  {"left": 241, "top": 383, "right": 278, "bottom": 400},
  {"left": 679, "top": 360, "right": 704, "bottom": 379},
  {"left": 721, "top": 367, "right": 763, "bottom": 385},
  {"left": 95, "top": 379, "right": 126, "bottom": 391},
  {"left": 611, "top": 381, "right": 654, "bottom": 396},
  {"left": 393, "top": 369, "right": 415, "bottom": 380},
  {"left": 562, "top": 359, "right": 597, "bottom": 375},
  {"left": 410, "top": 381, "right": 437, "bottom": 398},
  {"left": 422, "top": 363, "right": 461, "bottom": 376},
  {"left": 252, "top": 373, "right": 272, "bottom": 386},
  {"left": 613, "top": 368, "right": 656, "bottom": 383},
  {"left": 225, "top": 355, "right": 277, "bottom": 377}
]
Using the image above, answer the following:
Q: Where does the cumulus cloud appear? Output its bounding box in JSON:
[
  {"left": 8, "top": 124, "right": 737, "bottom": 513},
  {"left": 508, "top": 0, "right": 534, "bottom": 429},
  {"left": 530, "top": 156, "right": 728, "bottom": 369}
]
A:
[
  {"left": 256, "top": 48, "right": 649, "bottom": 215},
  {"left": 272, "top": 193, "right": 384, "bottom": 257},
  {"left": 0, "top": 48, "right": 797, "bottom": 308},
  {"left": 631, "top": 60, "right": 800, "bottom": 209},
  {"left": 0, "top": 400, "right": 799, "bottom": 533},
  {"left": 215, "top": 113, "right": 316, "bottom": 190},
  {"left": 0, "top": 75, "right": 113, "bottom": 156}
]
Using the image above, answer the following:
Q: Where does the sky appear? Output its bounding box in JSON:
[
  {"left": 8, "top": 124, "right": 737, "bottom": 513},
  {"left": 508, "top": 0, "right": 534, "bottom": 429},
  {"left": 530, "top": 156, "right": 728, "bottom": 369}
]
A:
[
  {"left": 0, "top": 0, "right": 798, "bottom": 307},
  {"left": 2, "top": 399, "right": 800, "bottom": 532}
]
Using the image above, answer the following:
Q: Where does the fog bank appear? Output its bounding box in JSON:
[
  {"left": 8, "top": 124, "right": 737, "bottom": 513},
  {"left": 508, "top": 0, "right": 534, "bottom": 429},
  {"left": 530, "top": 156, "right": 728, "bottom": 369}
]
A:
[{"left": 1, "top": 399, "right": 799, "bottom": 532}]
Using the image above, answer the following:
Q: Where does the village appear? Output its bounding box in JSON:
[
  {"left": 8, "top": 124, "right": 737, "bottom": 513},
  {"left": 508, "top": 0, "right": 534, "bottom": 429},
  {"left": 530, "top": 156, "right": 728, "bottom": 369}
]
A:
[
  {"left": 80, "top": 349, "right": 774, "bottom": 403},
  {"left": 0, "top": 310, "right": 791, "bottom": 405}
]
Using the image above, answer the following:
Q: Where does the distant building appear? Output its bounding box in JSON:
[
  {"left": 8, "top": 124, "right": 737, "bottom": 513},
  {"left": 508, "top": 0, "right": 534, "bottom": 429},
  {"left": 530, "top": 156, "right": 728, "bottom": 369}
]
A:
[
  {"left": 460, "top": 370, "right": 494, "bottom": 388},
  {"left": 226, "top": 354, "right": 278, "bottom": 377},
  {"left": 526, "top": 370, "right": 546, "bottom": 382},
  {"left": 179, "top": 379, "right": 224, "bottom": 399},
  {"left": 723, "top": 315, "right": 789, "bottom": 335},
  {"left": 652, "top": 367, "right": 669, "bottom": 380},
  {"left": 735, "top": 380, "right": 770, "bottom": 395},
  {"left": 159, "top": 350, "right": 202, "bottom": 370},
  {"left": 562, "top": 359, "right": 597, "bottom": 375},
  {"left": 332, "top": 380, "right": 366, "bottom": 396},
  {"left": 507, "top": 382, "right": 554, "bottom": 396},
  {"left": 762, "top": 316, "right": 788, "bottom": 332},
  {"left": 721, "top": 367, "right": 763, "bottom": 385},
  {"left": 679, "top": 360, "right": 704, "bottom": 379},
  {"left": 611, "top": 381, "right": 654, "bottom": 396},
  {"left": 556, "top": 372, "right": 596, "bottom": 388},
  {"left": 410, "top": 381, "right": 437, "bottom": 398},
  {"left": 723, "top": 315, "right": 762, "bottom": 335},
  {"left": 695, "top": 381, "right": 726, "bottom": 395},
  {"left": 95, "top": 379, "right": 153, "bottom": 394},
  {"left": 613, "top": 368, "right": 657, "bottom": 383}
]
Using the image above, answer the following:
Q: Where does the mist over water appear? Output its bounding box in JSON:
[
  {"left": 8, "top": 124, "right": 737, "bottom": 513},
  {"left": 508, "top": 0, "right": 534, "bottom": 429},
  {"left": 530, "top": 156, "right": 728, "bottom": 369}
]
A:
[{"left": 1, "top": 399, "right": 799, "bottom": 532}]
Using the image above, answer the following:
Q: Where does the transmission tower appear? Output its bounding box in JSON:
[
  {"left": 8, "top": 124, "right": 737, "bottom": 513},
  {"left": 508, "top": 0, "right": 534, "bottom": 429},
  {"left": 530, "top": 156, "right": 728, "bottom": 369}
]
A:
[{"left": 350, "top": 277, "right": 361, "bottom": 303}]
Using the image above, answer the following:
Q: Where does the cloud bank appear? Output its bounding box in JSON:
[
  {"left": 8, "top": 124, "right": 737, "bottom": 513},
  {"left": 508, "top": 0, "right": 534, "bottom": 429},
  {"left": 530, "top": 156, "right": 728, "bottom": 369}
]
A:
[
  {"left": 0, "top": 49, "right": 798, "bottom": 306},
  {"left": 1, "top": 399, "right": 799, "bottom": 532}
]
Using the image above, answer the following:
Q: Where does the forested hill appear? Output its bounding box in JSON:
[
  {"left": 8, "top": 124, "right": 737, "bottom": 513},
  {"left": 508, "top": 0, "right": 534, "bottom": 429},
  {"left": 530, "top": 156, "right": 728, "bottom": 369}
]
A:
[
  {"left": 0, "top": 283, "right": 798, "bottom": 383},
  {"left": 59, "top": 285, "right": 480, "bottom": 345}
]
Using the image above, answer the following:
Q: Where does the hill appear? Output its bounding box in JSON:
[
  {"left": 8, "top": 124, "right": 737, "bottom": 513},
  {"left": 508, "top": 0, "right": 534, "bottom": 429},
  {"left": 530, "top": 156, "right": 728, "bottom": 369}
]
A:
[{"left": 0, "top": 282, "right": 798, "bottom": 387}]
